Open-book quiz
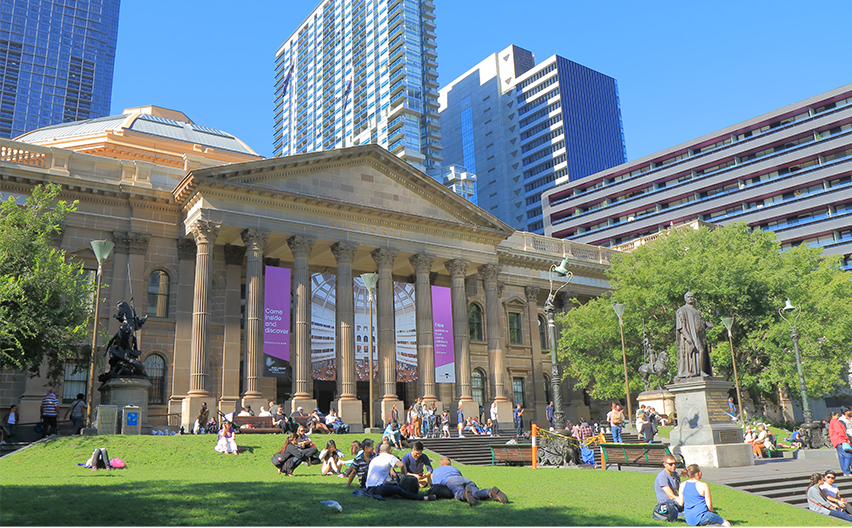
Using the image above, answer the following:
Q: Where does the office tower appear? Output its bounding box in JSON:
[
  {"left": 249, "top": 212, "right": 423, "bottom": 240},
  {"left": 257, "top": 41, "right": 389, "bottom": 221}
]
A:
[
  {"left": 542, "top": 83, "right": 852, "bottom": 270},
  {"left": 273, "top": 0, "right": 441, "bottom": 171},
  {"left": 0, "top": 0, "right": 121, "bottom": 138},
  {"left": 439, "top": 45, "right": 626, "bottom": 233}
]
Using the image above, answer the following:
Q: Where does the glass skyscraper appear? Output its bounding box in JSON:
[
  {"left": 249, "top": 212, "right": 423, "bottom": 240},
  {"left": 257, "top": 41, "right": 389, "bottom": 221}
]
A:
[
  {"left": 0, "top": 0, "right": 121, "bottom": 139},
  {"left": 273, "top": 0, "right": 441, "bottom": 171},
  {"left": 439, "top": 45, "right": 626, "bottom": 233}
]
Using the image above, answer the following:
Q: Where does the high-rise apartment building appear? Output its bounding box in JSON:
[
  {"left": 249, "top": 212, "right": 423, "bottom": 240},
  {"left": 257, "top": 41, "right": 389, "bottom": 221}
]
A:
[
  {"left": 439, "top": 45, "right": 626, "bottom": 233},
  {"left": 542, "top": 83, "right": 852, "bottom": 270},
  {"left": 273, "top": 0, "right": 441, "bottom": 171},
  {"left": 0, "top": 0, "right": 121, "bottom": 138}
]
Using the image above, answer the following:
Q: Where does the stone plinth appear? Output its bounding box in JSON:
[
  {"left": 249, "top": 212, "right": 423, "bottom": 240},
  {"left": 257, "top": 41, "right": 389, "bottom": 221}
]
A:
[
  {"left": 637, "top": 390, "right": 676, "bottom": 418},
  {"left": 667, "top": 377, "right": 752, "bottom": 468},
  {"left": 99, "top": 377, "right": 152, "bottom": 434},
  {"left": 335, "top": 398, "right": 364, "bottom": 434},
  {"left": 380, "top": 399, "right": 402, "bottom": 428},
  {"left": 181, "top": 395, "right": 216, "bottom": 433}
]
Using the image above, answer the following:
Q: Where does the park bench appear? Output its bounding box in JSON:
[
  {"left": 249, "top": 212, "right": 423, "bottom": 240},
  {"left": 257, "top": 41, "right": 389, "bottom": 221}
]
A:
[
  {"left": 488, "top": 443, "right": 534, "bottom": 466},
  {"left": 598, "top": 442, "right": 684, "bottom": 471},
  {"left": 232, "top": 415, "right": 279, "bottom": 434}
]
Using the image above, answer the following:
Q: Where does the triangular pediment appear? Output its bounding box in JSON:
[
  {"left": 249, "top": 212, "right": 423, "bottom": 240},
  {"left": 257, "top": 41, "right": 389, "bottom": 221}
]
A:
[{"left": 175, "top": 144, "right": 513, "bottom": 238}]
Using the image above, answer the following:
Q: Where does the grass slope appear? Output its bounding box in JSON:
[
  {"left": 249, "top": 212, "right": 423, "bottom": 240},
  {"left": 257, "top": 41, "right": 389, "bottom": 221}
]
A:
[{"left": 0, "top": 434, "right": 843, "bottom": 526}]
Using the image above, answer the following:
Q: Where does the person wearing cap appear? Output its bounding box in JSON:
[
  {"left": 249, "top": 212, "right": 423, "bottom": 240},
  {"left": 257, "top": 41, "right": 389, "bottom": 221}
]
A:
[{"left": 292, "top": 406, "right": 307, "bottom": 417}]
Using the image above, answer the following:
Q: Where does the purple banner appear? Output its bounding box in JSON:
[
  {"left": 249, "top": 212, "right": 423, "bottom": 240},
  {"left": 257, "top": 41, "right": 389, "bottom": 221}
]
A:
[
  {"left": 432, "top": 285, "right": 455, "bottom": 383},
  {"left": 264, "top": 266, "right": 291, "bottom": 369}
]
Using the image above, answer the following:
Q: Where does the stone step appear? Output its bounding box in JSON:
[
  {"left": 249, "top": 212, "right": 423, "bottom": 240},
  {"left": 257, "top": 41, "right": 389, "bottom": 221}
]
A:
[{"left": 724, "top": 473, "right": 852, "bottom": 510}]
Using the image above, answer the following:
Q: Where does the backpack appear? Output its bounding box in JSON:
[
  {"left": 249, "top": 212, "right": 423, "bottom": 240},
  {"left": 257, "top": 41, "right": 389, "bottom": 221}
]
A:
[{"left": 109, "top": 458, "right": 126, "bottom": 469}]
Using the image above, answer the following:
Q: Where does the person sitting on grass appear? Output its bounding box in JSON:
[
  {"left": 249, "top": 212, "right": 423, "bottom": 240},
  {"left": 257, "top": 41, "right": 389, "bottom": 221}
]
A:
[
  {"left": 675, "top": 464, "right": 731, "bottom": 526},
  {"left": 364, "top": 443, "right": 436, "bottom": 501},
  {"left": 214, "top": 420, "right": 238, "bottom": 455},
  {"left": 345, "top": 439, "right": 374, "bottom": 488},
  {"left": 652, "top": 454, "right": 683, "bottom": 521},
  {"left": 807, "top": 472, "right": 852, "bottom": 522},
  {"left": 401, "top": 441, "right": 433, "bottom": 488},
  {"left": 821, "top": 470, "right": 852, "bottom": 515},
  {"left": 276, "top": 426, "right": 318, "bottom": 476},
  {"left": 319, "top": 439, "right": 344, "bottom": 476},
  {"left": 430, "top": 457, "right": 508, "bottom": 506},
  {"left": 382, "top": 421, "right": 403, "bottom": 449}
]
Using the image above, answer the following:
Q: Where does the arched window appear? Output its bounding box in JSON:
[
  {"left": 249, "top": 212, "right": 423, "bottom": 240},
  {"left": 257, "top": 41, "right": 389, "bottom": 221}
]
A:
[
  {"left": 468, "top": 303, "right": 483, "bottom": 342},
  {"left": 471, "top": 368, "right": 487, "bottom": 408},
  {"left": 147, "top": 270, "right": 170, "bottom": 317},
  {"left": 145, "top": 354, "right": 166, "bottom": 404},
  {"left": 539, "top": 315, "right": 548, "bottom": 351}
]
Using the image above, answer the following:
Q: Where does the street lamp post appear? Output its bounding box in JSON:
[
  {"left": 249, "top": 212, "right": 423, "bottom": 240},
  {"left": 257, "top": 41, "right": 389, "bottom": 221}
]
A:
[
  {"left": 544, "top": 257, "right": 572, "bottom": 431},
  {"left": 360, "top": 273, "right": 379, "bottom": 429},
  {"left": 612, "top": 303, "right": 633, "bottom": 427},
  {"left": 779, "top": 299, "right": 812, "bottom": 429},
  {"left": 86, "top": 240, "right": 114, "bottom": 430},
  {"left": 720, "top": 317, "right": 744, "bottom": 422}
]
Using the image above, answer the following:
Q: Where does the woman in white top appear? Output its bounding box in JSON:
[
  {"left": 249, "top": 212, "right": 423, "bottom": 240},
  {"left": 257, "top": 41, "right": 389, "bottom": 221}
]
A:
[
  {"left": 214, "top": 420, "right": 239, "bottom": 455},
  {"left": 319, "top": 439, "right": 345, "bottom": 476},
  {"left": 808, "top": 472, "right": 852, "bottom": 522},
  {"left": 821, "top": 470, "right": 852, "bottom": 514}
]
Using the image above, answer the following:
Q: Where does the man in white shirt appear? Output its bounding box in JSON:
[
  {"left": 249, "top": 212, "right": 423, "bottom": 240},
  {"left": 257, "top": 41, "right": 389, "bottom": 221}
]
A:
[
  {"left": 364, "top": 443, "right": 434, "bottom": 501},
  {"left": 490, "top": 401, "right": 500, "bottom": 436}
]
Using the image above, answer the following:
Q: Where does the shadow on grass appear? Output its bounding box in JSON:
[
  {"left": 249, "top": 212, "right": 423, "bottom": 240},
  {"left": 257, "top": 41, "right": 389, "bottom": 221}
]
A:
[{"left": 1, "top": 479, "right": 651, "bottom": 526}]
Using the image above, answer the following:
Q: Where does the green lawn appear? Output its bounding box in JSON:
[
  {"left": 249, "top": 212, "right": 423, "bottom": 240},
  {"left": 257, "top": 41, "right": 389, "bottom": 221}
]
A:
[{"left": 0, "top": 434, "right": 843, "bottom": 526}]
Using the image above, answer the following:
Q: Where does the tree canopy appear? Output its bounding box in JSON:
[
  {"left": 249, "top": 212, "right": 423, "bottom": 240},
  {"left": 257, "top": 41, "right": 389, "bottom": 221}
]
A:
[
  {"left": 557, "top": 222, "right": 852, "bottom": 408},
  {"left": 0, "top": 183, "right": 94, "bottom": 382}
]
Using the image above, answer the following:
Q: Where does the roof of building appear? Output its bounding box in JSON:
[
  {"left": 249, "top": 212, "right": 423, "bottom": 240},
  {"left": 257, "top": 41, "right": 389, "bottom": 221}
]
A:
[{"left": 14, "top": 105, "right": 260, "bottom": 157}]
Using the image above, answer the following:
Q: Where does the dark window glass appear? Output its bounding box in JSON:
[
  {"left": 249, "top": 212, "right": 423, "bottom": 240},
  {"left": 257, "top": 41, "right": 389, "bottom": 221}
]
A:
[{"left": 468, "top": 303, "right": 483, "bottom": 341}]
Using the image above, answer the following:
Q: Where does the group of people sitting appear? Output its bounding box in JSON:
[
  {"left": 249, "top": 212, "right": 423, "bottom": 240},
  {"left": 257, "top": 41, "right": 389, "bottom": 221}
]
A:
[
  {"left": 652, "top": 455, "right": 731, "bottom": 526},
  {"left": 806, "top": 470, "right": 852, "bottom": 522},
  {"left": 743, "top": 424, "right": 779, "bottom": 458}
]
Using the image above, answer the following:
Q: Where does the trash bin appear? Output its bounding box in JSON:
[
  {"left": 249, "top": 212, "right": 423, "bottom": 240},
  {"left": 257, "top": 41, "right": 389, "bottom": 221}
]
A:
[{"left": 121, "top": 406, "right": 141, "bottom": 435}]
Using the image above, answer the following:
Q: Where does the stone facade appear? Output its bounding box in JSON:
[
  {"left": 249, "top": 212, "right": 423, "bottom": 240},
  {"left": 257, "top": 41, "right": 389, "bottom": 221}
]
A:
[{"left": 0, "top": 124, "right": 618, "bottom": 431}]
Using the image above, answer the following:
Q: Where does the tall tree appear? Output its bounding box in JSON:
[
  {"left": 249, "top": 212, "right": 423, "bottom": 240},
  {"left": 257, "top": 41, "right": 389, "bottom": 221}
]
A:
[
  {"left": 0, "top": 183, "right": 94, "bottom": 382},
  {"left": 557, "top": 222, "right": 852, "bottom": 407}
]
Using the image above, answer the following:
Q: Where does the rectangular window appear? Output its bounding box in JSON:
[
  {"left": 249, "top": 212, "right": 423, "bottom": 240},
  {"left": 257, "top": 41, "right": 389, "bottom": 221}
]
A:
[
  {"left": 62, "top": 362, "right": 87, "bottom": 403},
  {"left": 512, "top": 377, "right": 526, "bottom": 407},
  {"left": 508, "top": 312, "right": 523, "bottom": 344}
]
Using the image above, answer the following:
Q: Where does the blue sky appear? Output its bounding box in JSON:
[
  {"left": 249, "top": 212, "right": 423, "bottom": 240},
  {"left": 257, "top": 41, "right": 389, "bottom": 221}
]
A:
[{"left": 112, "top": 1, "right": 851, "bottom": 161}]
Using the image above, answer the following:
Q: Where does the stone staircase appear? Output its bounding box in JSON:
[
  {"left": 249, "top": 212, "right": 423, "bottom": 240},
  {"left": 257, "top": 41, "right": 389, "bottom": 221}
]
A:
[
  {"left": 724, "top": 473, "right": 850, "bottom": 509},
  {"left": 417, "top": 430, "right": 642, "bottom": 466}
]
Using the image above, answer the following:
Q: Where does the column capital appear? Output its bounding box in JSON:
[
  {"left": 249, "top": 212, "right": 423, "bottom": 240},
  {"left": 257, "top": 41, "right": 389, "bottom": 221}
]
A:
[
  {"left": 224, "top": 244, "right": 246, "bottom": 266},
  {"left": 330, "top": 241, "right": 358, "bottom": 264},
  {"left": 189, "top": 220, "right": 220, "bottom": 246},
  {"left": 444, "top": 258, "right": 470, "bottom": 279},
  {"left": 177, "top": 239, "right": 196, "bottom": 261},
  {"left": 477, "top": 263, "right": 502, "bottom": 283},
  {"left": 286, "top": 235, "right": 316, "bottom": 258},
  {"left": 525, "top": 285, "right": 540, "bottom": 303},
  {"left": 496, "top": 282, "right": 505, "bottom": 297},
  {"left": 112, "top": 231, "right": 151, "bottom": 255},
  {"left": 240, "top": 228, "right": 270, "bottom": 252},
  {"left": 409, "top": 253, "right": 436, "bottom": 274},
  {"left": 371, "top": 247, "right": 398, "bottom": 269}
]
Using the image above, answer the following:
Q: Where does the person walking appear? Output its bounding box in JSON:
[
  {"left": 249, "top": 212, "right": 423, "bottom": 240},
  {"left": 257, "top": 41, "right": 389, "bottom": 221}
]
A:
[
  {"left": 490, "top": 401, "right": 500, "bottom": 436},
  {"left": 546, "top": 401, "right": 555, "bottom": 429},
  {"left": 607, "top": 402, "right": 624, "bottom": 443},
  {"left": 513, "top": 404, "right": 524, "bottom": 437},
  {"left": 829, "top": 411, "right": 851, "bottom": 477},
  {"left": 63, "top": 393, "right": 86, "bottom": 435},
  {"left": 40, "top": 389, "right": 59, "bottom": 438}
]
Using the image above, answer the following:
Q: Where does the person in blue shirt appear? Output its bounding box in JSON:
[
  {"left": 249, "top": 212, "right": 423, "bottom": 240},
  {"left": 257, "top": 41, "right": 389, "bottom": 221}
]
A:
[
  {"left": 382, "top": 422, "right": 403, "bottom": 449},
  {"left": 431, "top": 457, "right": 508, "bottom": 506},
  {"left": 676, "top": 464, "right": 731, "bottom": 526},
  {"left": 652, "top": 455, "right": 683, "bottom": 521},
  {"left": 513, "top": 404, "right": 524, "bottom": 437},
  {"left": 545, "top": 401, "right": 554, "bottom": 429},
  {"left": 401, "top": 441, "right": 433, "bottom": 487}
]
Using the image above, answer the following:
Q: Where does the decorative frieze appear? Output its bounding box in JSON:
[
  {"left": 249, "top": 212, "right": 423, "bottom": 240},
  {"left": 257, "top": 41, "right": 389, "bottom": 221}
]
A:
[
  {"left": 223, "top": 244, "right": 246, "bottom": 266},
  {"left": 113, "top": 231, "right": 151, "bottom": 254},
  {"left": 177, "top": 239, "right": 196, "bottom": 261}
]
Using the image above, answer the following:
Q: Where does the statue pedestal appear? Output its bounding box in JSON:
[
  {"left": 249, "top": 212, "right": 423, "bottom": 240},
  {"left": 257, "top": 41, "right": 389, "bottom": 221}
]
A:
[
  {"left": 667, "top": 377, "right": 752, "bottom": 468},
  {"left": 99, "top": 377, "right": 152, "bottom": 434}
]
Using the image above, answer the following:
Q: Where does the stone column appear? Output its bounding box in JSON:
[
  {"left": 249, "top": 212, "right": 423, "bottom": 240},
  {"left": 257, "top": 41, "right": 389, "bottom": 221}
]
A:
[
  {"left": 480, "top": 263, "right": 512, "bottom": 424},
  {"left": 170, "top": 239, "right": 196, "bottom": 418},
  {"left": 240, "top": 229, "right": 269, "bottom": 407},
  {"left": 221, "top": 245, "right": 245, "bottom": 413},
  {"left": 287, "top": 235, "right": 317, "bottom": 412},
  {"left": 372, "top": 248, "right": 400, "bottom": 424},
  {"left": 445, "top": 259, "right": 478, "bottom": 419},
  {"left": 525, "top": 285, "right": 546, "bottom": 425},
  {"left": 410, "top": 254, "right": 437, "bottom": 403},
  {"left": 181, "top": 221, "right": 219, "bottom": 430},
  {"left": 331, "top": 242, "right": 362, "bottom": 431}
]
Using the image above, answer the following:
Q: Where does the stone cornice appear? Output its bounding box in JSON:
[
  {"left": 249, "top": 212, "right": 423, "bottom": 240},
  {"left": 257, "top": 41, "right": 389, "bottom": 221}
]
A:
[{"left": 112, "top": 231, "right": 151, "bottom": 255}]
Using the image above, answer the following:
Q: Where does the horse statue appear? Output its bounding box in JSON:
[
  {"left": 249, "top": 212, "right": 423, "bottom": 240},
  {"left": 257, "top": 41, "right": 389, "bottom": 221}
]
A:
[{"left": 638, "top": 325, "right": 670, "bottom": 390}]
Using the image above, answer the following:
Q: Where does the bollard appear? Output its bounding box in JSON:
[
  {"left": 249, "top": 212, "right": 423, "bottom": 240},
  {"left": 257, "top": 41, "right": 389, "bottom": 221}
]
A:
[{"left": 531, "top": 423, "right": 537, "bottom": 469}]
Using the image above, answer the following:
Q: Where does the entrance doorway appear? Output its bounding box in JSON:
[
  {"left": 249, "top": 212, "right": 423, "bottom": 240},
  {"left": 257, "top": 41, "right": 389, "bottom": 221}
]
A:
[{"left": 314, "top": 380, "right": 335, "bottom": 415}]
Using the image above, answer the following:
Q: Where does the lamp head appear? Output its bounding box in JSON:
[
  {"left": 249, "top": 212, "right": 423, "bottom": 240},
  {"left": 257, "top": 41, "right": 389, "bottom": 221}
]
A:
[
  {"left": 360, "top": 272, "right": 379, "bottom": 293},
  {"left": 553, "top": 257, "right": 571, "bottom": 276},
  {"left": 90, "top": 240, "right": 114, "bottom": 264},
  {"left": 721, "top": 317, "right": 734, "bottom": 331},
  {"left": 612, "top": 302, "right": 625, "bottom": 319},
  {"left": 782, "top": 298, "right": 795, "bottom": 312}
]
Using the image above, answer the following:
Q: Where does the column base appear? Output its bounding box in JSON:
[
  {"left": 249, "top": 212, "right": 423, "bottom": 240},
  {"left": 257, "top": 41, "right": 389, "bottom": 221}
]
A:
[
  {"left": 335, "top": 399, "right": 364, "bottom": 433},
  {"left": 381, "top": 399, "right": 402, "bottom": 428},
  {"left": 673, "top": 443, "right": 754, "bottom": 468},
  {"left": 181, "top": 395, "right": 216, "bottom": 433},
  {"left": 240, "top": 396, "right": 267, "bottom": 416},
  {"left": 218, "top": 397, "right": 241, "bottom": 416},
  {"left": 290, "top": 398, "right": 317, "bottom": 416},
  {"left": 494, "top": 401, "right": 514, "bottom": 430}
]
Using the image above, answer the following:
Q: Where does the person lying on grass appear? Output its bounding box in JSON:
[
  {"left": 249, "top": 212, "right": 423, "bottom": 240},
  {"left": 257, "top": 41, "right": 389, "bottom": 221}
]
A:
[{"left": 430, "top": 457, "right": 508, "bottom": 506}]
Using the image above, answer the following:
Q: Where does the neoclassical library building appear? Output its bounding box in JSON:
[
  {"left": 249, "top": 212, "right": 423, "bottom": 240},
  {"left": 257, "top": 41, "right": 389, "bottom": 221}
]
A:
[{"left": 0, "top": 106, "right": 618, "bottom": 431}]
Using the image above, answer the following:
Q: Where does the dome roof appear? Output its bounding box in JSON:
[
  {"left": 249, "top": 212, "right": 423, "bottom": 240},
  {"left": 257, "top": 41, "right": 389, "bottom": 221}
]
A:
[{"left": 15, "top": 105, "right": 260, "bottom": 158}]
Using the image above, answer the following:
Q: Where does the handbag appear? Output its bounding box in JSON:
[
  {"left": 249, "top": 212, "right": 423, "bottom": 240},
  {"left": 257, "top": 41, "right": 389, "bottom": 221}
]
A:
[
  {"left": 842, "top": 442, "right": 852, "bottom": 452},
  {"left": 34, "top": 422, "right": 43, "bottom": 434}
]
